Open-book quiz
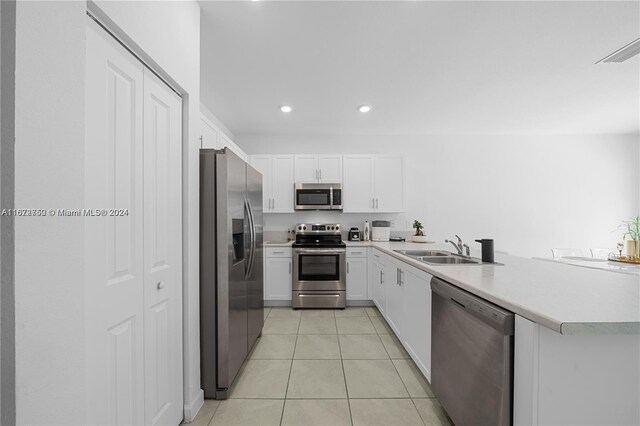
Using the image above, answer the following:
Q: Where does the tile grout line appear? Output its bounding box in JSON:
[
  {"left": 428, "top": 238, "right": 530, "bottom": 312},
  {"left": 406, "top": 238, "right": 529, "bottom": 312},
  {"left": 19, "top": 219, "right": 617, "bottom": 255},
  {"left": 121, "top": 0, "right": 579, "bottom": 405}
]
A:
[
  {"left": 279, "top": 313, "right": 301, "bottom": 425},
  {"left": 334, "top": 309, "right": 355, "bottom": 426}
]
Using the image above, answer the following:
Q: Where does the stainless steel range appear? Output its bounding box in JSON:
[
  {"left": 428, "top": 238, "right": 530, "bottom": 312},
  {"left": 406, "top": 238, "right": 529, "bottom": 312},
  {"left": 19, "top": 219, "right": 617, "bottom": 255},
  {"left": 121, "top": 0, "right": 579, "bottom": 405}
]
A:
[{"left": 292, "top": 223, "right": 346, "bottom": 309}]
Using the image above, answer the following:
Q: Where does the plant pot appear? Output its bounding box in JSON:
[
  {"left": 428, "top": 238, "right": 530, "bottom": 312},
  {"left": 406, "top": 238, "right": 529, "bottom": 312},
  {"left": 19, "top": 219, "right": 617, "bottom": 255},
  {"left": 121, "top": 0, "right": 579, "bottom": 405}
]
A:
[
  {"left": 412, "top": 235, "right": 429, "bottom": 243},
  {"left": 627, "top": 240, "right": 638, "bottom": 258}
]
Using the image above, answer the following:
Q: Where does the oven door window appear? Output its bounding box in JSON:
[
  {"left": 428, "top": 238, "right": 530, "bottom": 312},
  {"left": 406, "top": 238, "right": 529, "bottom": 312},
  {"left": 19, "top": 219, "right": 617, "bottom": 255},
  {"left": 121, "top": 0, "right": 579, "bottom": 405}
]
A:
[
  {"left": 296, "top": 190, "right": 330, "bottom": 206},
  {"left": 299, "top": 254, "right": 340, "bottom": 281}
]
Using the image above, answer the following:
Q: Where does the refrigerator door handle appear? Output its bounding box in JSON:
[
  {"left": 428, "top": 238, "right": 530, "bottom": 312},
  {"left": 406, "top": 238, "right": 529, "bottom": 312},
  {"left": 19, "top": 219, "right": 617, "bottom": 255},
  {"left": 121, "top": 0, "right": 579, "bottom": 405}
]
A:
[
  {"left": 245, "top": 198, "right": 256, "bottom": 279},
  {"left": 244, "top": 199, "right": 254, "bottom": 279}
]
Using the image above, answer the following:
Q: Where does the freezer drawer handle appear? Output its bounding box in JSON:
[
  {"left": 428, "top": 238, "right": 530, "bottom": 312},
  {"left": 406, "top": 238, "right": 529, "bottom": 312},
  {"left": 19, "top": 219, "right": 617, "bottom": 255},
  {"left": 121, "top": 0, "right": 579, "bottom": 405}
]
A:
[{"left": 298, "top": 293, "right": 340, "bottom": 297}]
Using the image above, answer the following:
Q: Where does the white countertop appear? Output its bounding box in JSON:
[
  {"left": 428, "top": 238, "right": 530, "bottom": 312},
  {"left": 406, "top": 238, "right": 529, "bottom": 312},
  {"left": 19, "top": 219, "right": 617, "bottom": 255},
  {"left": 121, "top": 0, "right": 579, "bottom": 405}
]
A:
[
  {"left": 368, "top": 241, "right": 640, "bottom": 335},
  {"left": 264, "top": 241, "right": 294, "bottom": 247}
]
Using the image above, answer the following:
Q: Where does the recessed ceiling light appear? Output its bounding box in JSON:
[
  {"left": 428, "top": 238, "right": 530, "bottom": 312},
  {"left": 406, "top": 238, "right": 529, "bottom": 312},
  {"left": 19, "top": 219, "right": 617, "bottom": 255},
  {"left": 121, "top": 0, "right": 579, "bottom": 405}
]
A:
[
  {"left": 280, "top": 105, "right": 292, "bottom": 113},
  {"left": 358, "top": 105, "right": 372, "bottom": 113}
]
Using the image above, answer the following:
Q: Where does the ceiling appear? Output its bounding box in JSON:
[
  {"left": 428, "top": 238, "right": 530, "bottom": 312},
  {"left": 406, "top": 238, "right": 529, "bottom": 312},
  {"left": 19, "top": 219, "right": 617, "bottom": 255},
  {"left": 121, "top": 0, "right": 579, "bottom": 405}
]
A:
[{"left": 199, "top": 1, "right": 640, "bottom": 136}]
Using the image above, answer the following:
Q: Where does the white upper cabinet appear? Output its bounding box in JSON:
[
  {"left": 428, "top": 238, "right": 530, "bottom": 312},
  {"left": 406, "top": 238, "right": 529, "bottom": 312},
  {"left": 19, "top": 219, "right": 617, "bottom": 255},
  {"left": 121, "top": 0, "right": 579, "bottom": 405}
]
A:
[
  {"left": 343, "top": 155, "right": 405, "bottom": 213},
  {"left": 200, "top": 116, "right": 220, "bottom": 149},
  {"left": 250, "top": 155, "right": 294, "bottom": 213},
  {"left": 317, "top": 155, "right": 342, "bottom": 182},
  {"left": 220, "top": 132, "right": 248, "bottom": 163},
  {"left": 200, "top": 112, "right": 248, "bottom": 161},
  {"left": 374, "top": 155, "right": 405, "bottom": 212},
  {"left": 294, "top": 155, "right": 319, "bottom": 183},
  {"left": 294, "top": 154, "right": 343, "bottom": 183},
  {"left": 343, "top": 155, "right": 375, "bottom": 212}
]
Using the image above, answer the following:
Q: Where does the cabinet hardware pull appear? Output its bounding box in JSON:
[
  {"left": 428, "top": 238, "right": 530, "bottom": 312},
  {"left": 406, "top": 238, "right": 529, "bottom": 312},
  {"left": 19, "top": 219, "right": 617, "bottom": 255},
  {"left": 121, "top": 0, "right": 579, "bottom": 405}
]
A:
[
  {"left": 376, "top": 198, "right": 379, "bottom": 209},
  {"left": 319, "top": 169, "right": 322, "bottom": 180},
  {"left": 272, "top": 251, "right": 284, "bottom": 254},
  {"left": 380, "top": 270, "right": 383, "bottom": 284},
  {"left": 347, "top": 262, "right": 350, "bottom": 273},
  {"left": 157, "top": 281, "right": 165, "bottom": 290},
  {"left": 289, "top": 262, "right": 292, "bottom": 274}
]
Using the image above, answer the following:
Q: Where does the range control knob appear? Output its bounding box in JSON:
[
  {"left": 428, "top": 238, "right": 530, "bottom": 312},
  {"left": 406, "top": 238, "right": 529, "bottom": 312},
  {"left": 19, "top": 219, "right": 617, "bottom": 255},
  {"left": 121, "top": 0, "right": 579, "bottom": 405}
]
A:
[
  {"left": 336, "top": 225, "right": 340, "bottom": 229},
  {"left": 303, "top": 226, "right": 307, "bottom": 230},
  {"left": 298, "top": 226, "right": 302, "bottom": 230}
]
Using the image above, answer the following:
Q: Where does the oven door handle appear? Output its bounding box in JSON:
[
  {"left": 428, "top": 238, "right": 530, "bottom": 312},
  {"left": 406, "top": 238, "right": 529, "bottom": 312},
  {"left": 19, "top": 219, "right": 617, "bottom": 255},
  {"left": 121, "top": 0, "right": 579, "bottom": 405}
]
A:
[{"left": 294, "top": 248, "right": 346, "bottom": 254}]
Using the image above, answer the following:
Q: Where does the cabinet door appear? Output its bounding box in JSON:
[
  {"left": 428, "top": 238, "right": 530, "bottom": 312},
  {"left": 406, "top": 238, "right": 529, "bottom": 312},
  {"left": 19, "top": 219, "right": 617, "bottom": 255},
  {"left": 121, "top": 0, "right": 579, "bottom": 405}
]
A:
[
  {"left": 371, "top": 260, "right": 385, "bottom": 315},
  {"left": 220, "top": 133, "right": 248, "bottom": 162},
  {"left": 343, "top": 155, "right": 374, "bottom": 212},
  {"left": 374, "top": 156, "right": 405, "bottom": 212},
  {"left": 271, "top": 155, "right": 294, "bottom": 213},
  {"left": 384, "top": 261, "right": 404, "bottom": 337},
  {"left": 250, "top": 156, "right": 271, "bottom": 212},
  {"left": 142, "top": 68, "right": 183, "bottom": 425},
  {"left": 265, "top": 257, "right": 292, "bottom": 301},
  {"left": 85, "top": 18, "right": 145, "bottom": 425},
  {"left": 346, "top": 257, "right": 368, "bottom": 300},
  {"left": 402, "top": 270, "right": 431, "bottom": 382},
  {"left": 294, "top": 155, "right": 319, "bottom": 183},
  {"left": 318, "top": 155, "right": 342, "bottom": 183},
  {"left": 200, "top": 116, "right": 219, "bottom": 149}
]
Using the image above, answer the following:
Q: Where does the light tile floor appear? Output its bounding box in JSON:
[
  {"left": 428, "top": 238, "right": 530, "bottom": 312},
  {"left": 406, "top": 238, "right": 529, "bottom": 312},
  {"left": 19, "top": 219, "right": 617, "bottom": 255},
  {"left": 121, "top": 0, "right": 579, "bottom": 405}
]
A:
[{"left": 188, "top": 306, "right": 453, "bottom": 426}]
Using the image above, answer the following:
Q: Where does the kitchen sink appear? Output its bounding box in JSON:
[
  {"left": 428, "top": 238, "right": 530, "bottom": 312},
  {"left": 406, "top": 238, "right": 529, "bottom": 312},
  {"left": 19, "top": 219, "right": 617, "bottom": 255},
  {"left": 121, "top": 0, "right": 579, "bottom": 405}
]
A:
[
  {"left": 418, "top": 256, "right": 481, "bottom": 265},
  {"left": 394, "top": 250, "right": 450, "bottom": 257}
]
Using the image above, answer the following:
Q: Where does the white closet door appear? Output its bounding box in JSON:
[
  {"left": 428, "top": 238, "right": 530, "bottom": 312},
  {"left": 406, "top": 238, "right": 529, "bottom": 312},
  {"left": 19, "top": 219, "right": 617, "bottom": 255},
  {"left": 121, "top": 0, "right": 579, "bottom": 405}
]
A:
[
  {"left": 142, "top": 68, "right": 183, "bottom": 425},
  {"left": 85, "top": 17, "right": 145, "bottom": 425}
]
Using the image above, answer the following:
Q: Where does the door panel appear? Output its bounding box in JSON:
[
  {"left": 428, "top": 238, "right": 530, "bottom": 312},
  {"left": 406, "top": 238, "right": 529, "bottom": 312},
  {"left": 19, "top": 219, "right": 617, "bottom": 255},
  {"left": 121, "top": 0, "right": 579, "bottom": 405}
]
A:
[
  {"left": 342, "top": 155, "right": 374, "bottom": 212},
  {"left": 374, "top": 156, "right": 405, "bottom": 212},
  {"left": 249, "top": 156, "right": 270, "bottom": 211},
  {"left": 246, "top": 165, "right": 264, "bottom": 350},
  {"left": 294, "top": 155, "right": 318, "bottom": 183},
  {"left": 143, "top": 68, "right": 183, "bottom": 425},
  {"left": 85, "top": 17, "right": 145, "bottom": 425},
  {"left": 318, "top": 155, "right": 342, "bottom": 182},
  {"left": 200, "top": 117, "right": 219, "bottom": 149},
  {"left": 271, "top": 155, "right": 294, "bottom": 212},
  {"left": 219, "top": 152, "right": 248, "bottom": 390}
]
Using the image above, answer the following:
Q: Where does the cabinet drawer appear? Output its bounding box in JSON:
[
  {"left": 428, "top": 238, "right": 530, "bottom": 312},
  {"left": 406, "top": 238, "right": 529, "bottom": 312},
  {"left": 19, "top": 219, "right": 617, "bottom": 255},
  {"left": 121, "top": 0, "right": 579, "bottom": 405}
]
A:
[
  {"left": 266, "top": 247, "right": 292, "bottom": 258},
  {"left": 371, "top": 249, "right": 384, "bottom": 264},
  {"left": 347, "top": 247, "right": 368, "bottom": 258}
]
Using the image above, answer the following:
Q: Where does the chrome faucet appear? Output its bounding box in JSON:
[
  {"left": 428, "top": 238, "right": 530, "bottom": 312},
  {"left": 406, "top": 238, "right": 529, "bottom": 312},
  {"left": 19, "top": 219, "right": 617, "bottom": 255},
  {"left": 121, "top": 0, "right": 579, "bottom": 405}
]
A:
[{"left": 445, "top": 235, "right": 464, "bottom": 255}]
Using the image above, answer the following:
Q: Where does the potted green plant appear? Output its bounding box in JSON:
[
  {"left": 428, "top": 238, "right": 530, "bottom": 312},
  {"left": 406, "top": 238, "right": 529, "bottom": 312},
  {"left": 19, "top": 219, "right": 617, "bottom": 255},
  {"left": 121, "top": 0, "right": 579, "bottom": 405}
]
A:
[
  {"left": 620, "top": 216, "right": 640, "bottom": 258},
  {"left": 412, "top": 219, "right": 429, "bottom": 243}
]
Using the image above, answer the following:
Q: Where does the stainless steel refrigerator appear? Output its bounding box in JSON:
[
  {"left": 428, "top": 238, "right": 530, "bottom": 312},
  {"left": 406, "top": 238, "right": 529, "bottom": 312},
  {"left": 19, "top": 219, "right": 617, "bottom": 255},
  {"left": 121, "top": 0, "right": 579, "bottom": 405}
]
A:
[{"left": 200, "top": 148, "right": 263, "bottom": 399}]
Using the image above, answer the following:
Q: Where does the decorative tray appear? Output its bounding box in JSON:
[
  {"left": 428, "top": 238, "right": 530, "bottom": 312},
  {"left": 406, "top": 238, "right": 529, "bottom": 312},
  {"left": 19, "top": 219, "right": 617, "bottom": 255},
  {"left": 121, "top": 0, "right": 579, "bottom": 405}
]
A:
[{"left": 608, "top": 254, "right": 640, "bottom": 265}]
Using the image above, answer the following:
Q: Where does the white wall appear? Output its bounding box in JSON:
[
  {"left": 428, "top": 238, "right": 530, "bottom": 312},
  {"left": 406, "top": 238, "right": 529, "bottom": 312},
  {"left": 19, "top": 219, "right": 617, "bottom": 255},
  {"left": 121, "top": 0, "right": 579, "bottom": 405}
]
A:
[
  {"left": 13, "top": 1, "right": 203, "bottom": 423},
  {"left": 238, "top": 133, "right": 640, "bottom": 258},
  {"left": 14, "top": 2, "right": 86, "bottom": 424}
]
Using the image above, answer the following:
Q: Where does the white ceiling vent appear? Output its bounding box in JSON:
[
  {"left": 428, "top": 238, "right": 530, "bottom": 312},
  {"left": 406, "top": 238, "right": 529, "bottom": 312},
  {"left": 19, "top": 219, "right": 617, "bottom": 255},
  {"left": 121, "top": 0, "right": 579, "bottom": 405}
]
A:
[{"left": 596, "top": 38, "right": 640, "bottom": 64}]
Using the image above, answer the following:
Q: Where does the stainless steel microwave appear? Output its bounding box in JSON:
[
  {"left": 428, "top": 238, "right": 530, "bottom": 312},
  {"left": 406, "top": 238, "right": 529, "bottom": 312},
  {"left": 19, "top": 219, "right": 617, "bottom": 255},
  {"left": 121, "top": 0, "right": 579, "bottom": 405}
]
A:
[{"left": 294, "top": 183, "right": 342, "bottom": 211}]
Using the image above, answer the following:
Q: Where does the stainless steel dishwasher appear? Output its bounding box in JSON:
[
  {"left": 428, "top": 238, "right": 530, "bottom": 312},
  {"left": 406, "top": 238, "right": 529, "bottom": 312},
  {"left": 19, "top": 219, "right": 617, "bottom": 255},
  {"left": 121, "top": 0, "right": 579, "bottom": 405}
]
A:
[{"left": 431, "top": 277, "right": 514, "bottom": 426}]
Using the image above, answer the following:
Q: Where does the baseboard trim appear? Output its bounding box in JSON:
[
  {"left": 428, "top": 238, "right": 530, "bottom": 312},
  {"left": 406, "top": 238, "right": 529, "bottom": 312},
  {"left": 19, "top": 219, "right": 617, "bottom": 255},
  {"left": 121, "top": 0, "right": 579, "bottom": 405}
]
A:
[{"left": 183, "top": 388, "right": 204, "bottom": 423}]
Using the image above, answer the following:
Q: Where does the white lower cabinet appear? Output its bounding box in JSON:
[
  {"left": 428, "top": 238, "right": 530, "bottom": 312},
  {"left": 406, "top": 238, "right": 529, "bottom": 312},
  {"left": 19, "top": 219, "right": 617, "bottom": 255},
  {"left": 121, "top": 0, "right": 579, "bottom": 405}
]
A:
[
  {"left": 384, "top": 258, "right": 405, "bottom": 338},
  {"left": 401, "top": 268, "right": 432, "bottom": 381},
  {"left": 370, "top": 249, "right": 432, "bottom": 381},
  {"left": 370, "top": 252, "right": 386, "bottom": 315},
  {"left": 346, "top": 256, "right": 368, "bottom": 300},
  {"left": 264, "top": 249, "right": 293, "bottom": 301}
]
